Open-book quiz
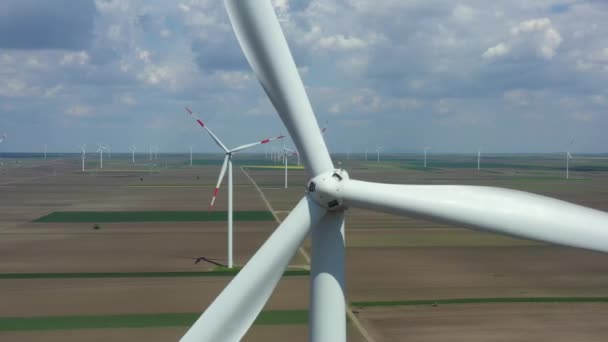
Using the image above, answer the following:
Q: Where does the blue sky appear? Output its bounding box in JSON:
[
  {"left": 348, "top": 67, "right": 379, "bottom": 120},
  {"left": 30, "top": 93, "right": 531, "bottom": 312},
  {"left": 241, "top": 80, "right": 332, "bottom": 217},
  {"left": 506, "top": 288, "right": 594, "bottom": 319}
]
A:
[{"left": 0, "top": 0, "right": 607, "bottom": 153}]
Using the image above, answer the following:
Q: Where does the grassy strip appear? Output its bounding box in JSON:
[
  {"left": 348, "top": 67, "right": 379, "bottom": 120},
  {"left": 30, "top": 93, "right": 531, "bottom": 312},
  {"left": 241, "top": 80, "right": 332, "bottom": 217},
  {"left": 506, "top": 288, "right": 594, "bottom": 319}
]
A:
[
  {"left": 243, "top": 165, "right": 305, "bottom": 170},
  {"left": 351, "top": 297, "right": 608, "bottom": 308},
  {"left": 0, "top": 269, "right": 309, "bottom": 279},
  {"left": 34, "top": 210, "right": 274, "bottom": 223},
  {"left": 0, "top": 310, "right": 308, "bottom": 331}
]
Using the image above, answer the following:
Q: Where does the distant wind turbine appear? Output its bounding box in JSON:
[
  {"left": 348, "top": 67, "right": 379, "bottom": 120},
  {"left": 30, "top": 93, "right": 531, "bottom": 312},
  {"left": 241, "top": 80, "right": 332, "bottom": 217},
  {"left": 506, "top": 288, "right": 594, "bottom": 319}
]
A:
[
  {"left": 424, "top": 146, "right": 431, "bottom": 168},
  {"left": 0, "top": 133, "right": 6, "bottom": 144},
  {"left": 44, "top": 144, "right": 47, "bottom": 160},
  {"left": 79, "top": 144, "right": 86, "bottom": 172},
  {"left": 189, "top": 146, "right": 193, "bottom": 166},
  {"left": 130, "top": 145, "right": 137, "bottom": 164},
  {"left": 282, "top": 143, "right": 298, "bottom": 189},
  {"left": 365, "top": 148, "right": 368, "bottom": 161},
  {"left": 566, "top": 139, "right": 574, "bottom": 180},
  {"left": 376, "top": 146, "right": 382, "bottom": 163},
  {"left": 566, "top": 152, "right": 574, "bottom": 180},
  {"left": 96, "top": 144, "right": 107, "bottom": 169},
  {"left": 477, "top": 147, "right": 482, "bottom": 172}
]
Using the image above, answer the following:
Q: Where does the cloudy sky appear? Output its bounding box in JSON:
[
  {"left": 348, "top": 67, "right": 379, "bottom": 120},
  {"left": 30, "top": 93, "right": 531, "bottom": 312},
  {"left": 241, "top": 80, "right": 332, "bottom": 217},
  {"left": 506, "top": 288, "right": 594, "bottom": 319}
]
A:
[{"left": 1, "top": 0, "right": 607, "bottom": 153}]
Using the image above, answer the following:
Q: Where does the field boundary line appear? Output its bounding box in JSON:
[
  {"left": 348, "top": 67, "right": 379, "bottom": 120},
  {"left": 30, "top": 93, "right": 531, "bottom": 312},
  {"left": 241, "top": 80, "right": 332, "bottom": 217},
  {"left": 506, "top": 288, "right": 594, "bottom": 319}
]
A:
[
  {"left": 240, "top": 166, "right": 311, "bottom": 264},
  {"left": 240, "top": 166, "right": 374, "bottom": 342}
]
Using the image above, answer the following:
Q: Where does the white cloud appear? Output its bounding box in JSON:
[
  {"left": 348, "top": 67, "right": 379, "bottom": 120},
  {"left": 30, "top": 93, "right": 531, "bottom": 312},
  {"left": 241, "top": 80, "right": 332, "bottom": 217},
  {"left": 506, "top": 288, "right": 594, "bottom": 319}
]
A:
[
  {"left": 61, "top": 51, "right": 89, "bottom": 65},
  {"left": 569, "top": 111, "right": 594, "bottom": 122},
  {"left": 503, "top": 89, "right": 529, "bottom": 106},
  {"left": 482, "top": 42, "right": 510, "bottom": 59},
  {"left": 511, "top": 18, "right": 551, "bottom": 35},
  {"left": 0, "top": 78, "right": 28, "bottom": 97},
  {"left": 121, "top": 93, "right": 136, "bottom": 105},
  {"left": 483, "top": 18, "right": 562, "bottom": 60},
  {"left": 65, "top": 105, "right": 94, "bottom": 117}
]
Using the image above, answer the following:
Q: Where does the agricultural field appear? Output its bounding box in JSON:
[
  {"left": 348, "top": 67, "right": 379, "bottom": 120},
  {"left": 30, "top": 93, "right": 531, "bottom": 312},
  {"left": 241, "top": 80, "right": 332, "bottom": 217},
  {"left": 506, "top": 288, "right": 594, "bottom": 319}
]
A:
[{"left": 1, "top": 152, "right": 608, "bottom": 341}]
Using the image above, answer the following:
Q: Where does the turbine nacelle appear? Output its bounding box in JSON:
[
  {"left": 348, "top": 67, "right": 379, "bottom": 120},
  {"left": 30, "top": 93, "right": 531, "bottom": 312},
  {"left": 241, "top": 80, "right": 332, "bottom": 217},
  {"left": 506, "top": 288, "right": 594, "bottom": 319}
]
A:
[{"left": 307, "top": 169, "right": 349, "bottom": 211}]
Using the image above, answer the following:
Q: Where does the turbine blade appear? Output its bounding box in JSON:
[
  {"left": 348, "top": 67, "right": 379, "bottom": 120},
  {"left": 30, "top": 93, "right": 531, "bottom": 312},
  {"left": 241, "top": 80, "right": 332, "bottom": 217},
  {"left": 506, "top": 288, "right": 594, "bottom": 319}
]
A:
[
  {"left": 341, "top": 180, "right": 608, "bottom": 253},
  {"left": 185, "top": 107, "right": 229, "bottom": 153},
  {"left": 210, "top": 155, "right": 230, "bottom": 209},
  {"left": 225, "top": 0, "right": 333, "bottom": 177},
  {"left": 180, "top": 196, "right": 326, "bottom": 342},
  {"left": 230, "top": 135, "right": 285, "bottom": 153}
]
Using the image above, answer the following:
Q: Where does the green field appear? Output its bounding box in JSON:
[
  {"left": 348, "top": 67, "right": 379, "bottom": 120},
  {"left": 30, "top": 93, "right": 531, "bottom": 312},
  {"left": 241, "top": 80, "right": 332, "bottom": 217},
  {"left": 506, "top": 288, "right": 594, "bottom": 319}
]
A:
[
  {"left": 351, "top": 297, "right": 608, "bottom": 308},
  {"left": 0, "top": 269, "right": 310, "bottom": 279},
  {"left": 0, "top": 310, "right": 308, "bottom": 331},
  {"left": 34, "top": 211, "right": 274, "bottom": 223}
]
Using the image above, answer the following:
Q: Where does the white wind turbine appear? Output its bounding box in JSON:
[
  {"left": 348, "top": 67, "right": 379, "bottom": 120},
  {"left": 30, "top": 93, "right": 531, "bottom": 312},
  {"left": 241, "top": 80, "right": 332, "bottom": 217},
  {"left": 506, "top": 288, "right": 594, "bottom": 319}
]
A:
[
  {"left": 0, "top": 133, "right": 6, "bottom": 167},
  {"left": 477, "top": 147, "right": 482, "bottom": 171},
  {"left": 130, "top": 145, "right": 137, "bottom": 164},
  {"left": 566, "top": 151, "right": 574, "bottom": 180},
  {"left": 189, "top": 146, "right": 193, "bottom": 166},
  {"left": 185, "top": 106, "right": 284, "bottom": 269},
  {"left": 79, "top": 144, "right": 86, "bottom": 172},
  {"left": 376, "top": 145, "right": 382, "bottom": 163},
  {"left": 44, "top": 144, "right": 47, "bottom": 160},
  {"left": 282, "top": 142, "right": 298, "bottom": 189},
  {"left": 96, "top": 144, "right": 107, "bottom": 169},
  {"left": 566, "top": 139, "right": 574, "bottom": 180},
  {"left": 180, "top": 3, "right": 608, "bottom": 341},
  {"left": 424, "top": 146, "right": 431, "bottom": 168},
  {"left": 365, "top": 147, "right": 368, "bottom": 161}
]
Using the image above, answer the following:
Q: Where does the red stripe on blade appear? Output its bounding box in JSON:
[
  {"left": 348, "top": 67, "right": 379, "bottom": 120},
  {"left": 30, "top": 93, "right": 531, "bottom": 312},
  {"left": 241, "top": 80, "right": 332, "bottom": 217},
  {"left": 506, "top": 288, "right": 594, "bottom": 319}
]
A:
[
  {"left": 260, "top": 139, "right": 270, "bottom": 144},
  {"left": 196, "top": 119, "right": 205, "bottom": 127},
  {"left": 213, "top": 188, "right": 219, "bottom": 196}
]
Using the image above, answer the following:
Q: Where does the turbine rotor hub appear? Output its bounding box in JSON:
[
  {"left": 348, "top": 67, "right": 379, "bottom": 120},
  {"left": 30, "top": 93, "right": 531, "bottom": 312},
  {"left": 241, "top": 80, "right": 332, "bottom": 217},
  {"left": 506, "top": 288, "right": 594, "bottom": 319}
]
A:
[{"left": 306, "top": 169, "right": 349, "bottom": 211}]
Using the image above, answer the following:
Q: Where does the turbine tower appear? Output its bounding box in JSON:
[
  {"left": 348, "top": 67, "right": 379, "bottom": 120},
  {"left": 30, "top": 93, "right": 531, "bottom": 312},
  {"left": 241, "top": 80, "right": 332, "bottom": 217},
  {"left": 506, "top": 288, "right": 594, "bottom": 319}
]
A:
[
  {"left": 189, "top": 146, "right": 193, "bottom": 166},
  {"left": 185, "top": 107, "right": 284, "bottom": 269},
  {"left": 477, "top": 147, "right": 481, "bottom": 172},
  {"left": 180, "top": 2, "right": 608, "bottom": 341},
  {"left": 96, "top": 144, "right": 107, "bottom": 169},
  {"left": 282, "top": 143, "right": 298, "bottom": 189},
  {"left": 365, "top": 148, "right": 368, "bottom": 161},
  {"left": 424, "top": 146, "right": 431, "bottom": 168},
  {"left": 79, "top": 144, "right": 86, "bottom": 172},
  {"left": 376, "top": 145, "right": 382, "bottom": 163},
  {"left": 566, "top": 152, "right": 574, "bottom": 180},
  {"left": 566, "top": 139, "right": 574, "bottom": 180},
  {"left": 130, "top": 145, "right": 137, "bottom": 164},
  {"left": 44, "top": 144, "right": 47, "bottom": 160}
]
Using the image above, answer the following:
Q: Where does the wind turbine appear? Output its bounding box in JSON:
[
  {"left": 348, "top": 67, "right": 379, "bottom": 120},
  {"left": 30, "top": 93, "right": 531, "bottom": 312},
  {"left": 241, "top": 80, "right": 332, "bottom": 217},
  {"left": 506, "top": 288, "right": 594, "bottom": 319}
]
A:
[
  {"left": 424, "top": 146, "right": 431, "bottom": 168},
  {"left": 282, "top": 143, "right": 298, "bottom": 189},
  {"left": 477, "top": 147, "right": 482, "bottom": 171},
  {"left": 365, "top": 148, "right": 368, "bottom": 161},
  {"left": 149, "top": 145, "right": 153, "bottom": 161},
  {"left": 130, "top": 145, "right": 137, "bottom": 164},
  {"left": 180, "top": 3, "right": 608, "bottom": 341},
  {"left": 185, "top": 106, "right": 284, "bottom": 269},
  {"left": 189, "top": 146, "right": 193, "bottom": 166},
  {"left": 566, "top": 139, "right": 574, "bottom": 180},
  {"left": 79, "top": 144, "right": 86, "bottom": 172},
  {"left": 566, "top": 152, "right": 574, "bottom": 180},
  {"left": 44, "top": 144, "right": 47, "bottom": 160},
  {"left": 96, "top": 144, "right": 107, "bottom": 169},
  {"left": 0, "top": 133, "right": 5, "bottom": 167},
  {"left": 376, "top": 145, "right": 382, "bottom": 163}
]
